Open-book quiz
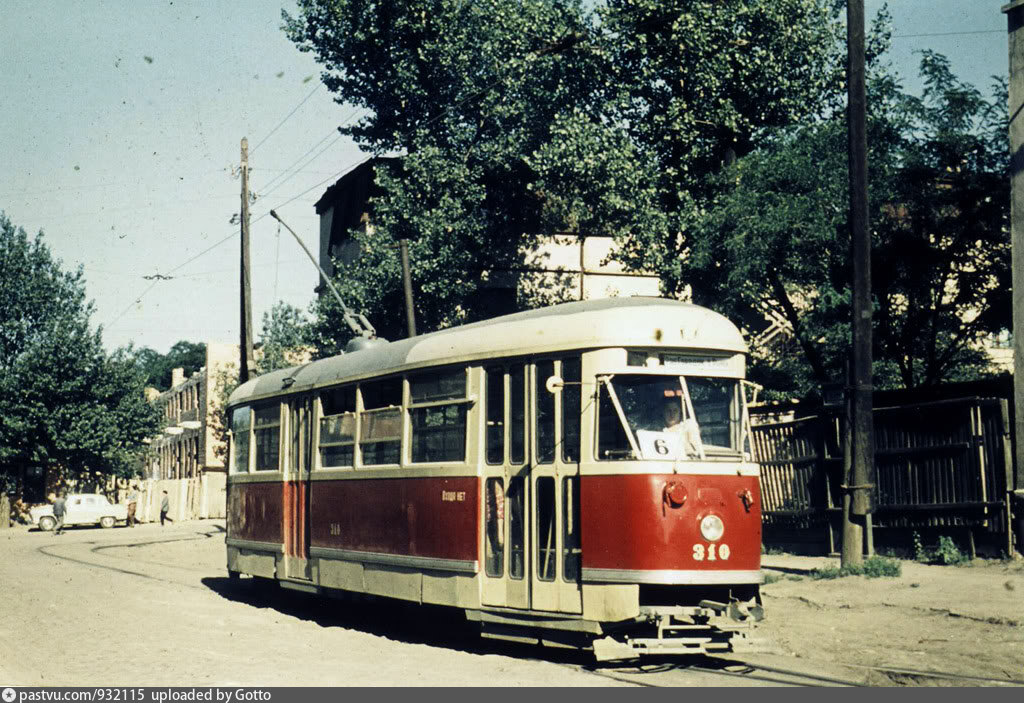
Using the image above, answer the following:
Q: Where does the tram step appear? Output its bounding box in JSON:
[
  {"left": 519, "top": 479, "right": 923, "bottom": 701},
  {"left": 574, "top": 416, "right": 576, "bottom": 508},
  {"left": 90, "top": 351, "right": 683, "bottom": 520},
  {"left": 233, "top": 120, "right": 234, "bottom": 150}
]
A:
[{"left": 278, "top": 578, "right": 319, "bottom": 594}]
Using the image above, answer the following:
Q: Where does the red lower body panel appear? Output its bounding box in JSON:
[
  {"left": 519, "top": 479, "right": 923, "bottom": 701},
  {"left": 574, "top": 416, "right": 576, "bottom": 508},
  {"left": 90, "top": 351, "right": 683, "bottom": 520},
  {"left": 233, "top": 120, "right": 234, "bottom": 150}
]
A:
[{"left": 580, "top": 473, "right": 761, "bottom": 573}]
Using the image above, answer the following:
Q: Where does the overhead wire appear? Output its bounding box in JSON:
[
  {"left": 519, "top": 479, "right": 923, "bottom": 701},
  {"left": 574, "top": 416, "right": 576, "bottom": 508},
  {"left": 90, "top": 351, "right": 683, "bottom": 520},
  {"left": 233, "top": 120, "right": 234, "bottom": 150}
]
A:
[
  {"left": 255, "top": 105, "right": 364, "bottom": 200},
  {"left": 250, "top": 82, "right": 323, "bottom": 156},
  {"left": 102, "top": 7, "right": 690, "bottom": 334}
]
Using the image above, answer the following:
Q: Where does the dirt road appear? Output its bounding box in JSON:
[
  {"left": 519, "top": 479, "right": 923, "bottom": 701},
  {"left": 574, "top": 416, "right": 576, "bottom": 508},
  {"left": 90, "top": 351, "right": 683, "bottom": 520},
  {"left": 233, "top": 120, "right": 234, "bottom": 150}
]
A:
[{"left": 1, "top": 521, "right": 1021, "bottom": 687}]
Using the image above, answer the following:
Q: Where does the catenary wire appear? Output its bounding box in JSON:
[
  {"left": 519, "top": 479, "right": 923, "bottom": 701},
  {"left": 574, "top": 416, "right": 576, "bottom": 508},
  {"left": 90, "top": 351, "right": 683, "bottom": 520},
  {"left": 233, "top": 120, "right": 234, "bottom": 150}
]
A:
[{"left": 250, "top": 83, "right": 323, "bottom": 156}]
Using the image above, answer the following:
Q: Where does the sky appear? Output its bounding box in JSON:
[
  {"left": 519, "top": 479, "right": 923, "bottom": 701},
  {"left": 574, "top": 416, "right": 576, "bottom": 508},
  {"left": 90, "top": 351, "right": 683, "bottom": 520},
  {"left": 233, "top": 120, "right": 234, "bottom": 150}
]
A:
[{"left": 0, "top": 0, "right": 1010, "bottom": 356}]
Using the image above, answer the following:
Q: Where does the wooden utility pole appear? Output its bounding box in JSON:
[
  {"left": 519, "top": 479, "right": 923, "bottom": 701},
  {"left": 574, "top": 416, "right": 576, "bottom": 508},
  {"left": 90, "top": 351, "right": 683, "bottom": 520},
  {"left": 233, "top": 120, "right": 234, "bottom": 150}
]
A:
[
  {"left": 843, "top": 0, "right": 873, "bottom": 567},
  {"left": 399, "top": 239, "right": 417, "bottom": 338},
  {"left": 239, "top": 137, "right": 255, "bottom": 384},
  {"left": 1005, "top": 0, "right": 1024, "bottom": 553}
]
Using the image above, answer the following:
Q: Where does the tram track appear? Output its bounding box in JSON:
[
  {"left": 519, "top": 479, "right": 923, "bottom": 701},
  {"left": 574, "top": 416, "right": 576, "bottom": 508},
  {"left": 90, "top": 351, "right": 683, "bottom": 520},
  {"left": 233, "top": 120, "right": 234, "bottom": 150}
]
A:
[
  {"left": 35, "top": 528, "right": 226, "bottom": 590},
  {"left": 576, "top": 652, "right": 1024, "bottom": 687},
  {"left": 577, "top": 657, "right": 864, "bottom": 687},
  {"left": 714, "top": 654, "right": 1024, "bottom": 687},
  {"left": 31, "top": 530, "right": 1024, "bottom": 687}
]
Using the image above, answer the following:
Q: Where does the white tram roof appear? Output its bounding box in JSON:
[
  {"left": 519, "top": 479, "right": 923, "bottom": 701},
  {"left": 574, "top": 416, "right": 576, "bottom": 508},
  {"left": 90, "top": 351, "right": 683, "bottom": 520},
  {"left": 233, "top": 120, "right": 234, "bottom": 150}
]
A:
[{"left": 229, "top": 297, "right": 745, "bottom": 406}]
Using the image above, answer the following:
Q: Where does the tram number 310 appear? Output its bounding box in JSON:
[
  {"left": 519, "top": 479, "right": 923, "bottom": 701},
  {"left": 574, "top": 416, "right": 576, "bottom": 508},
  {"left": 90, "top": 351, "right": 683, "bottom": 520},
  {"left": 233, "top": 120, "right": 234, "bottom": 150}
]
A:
[{"left": 692, "top": 543, "right": 731, "bottom": 561}]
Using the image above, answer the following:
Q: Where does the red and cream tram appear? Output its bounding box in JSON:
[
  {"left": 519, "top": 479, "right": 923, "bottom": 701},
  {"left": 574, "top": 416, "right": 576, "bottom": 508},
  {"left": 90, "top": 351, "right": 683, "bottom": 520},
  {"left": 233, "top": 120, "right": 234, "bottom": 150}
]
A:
[{"left": 225, "top": 297, "right": 763, "bottom": 659}]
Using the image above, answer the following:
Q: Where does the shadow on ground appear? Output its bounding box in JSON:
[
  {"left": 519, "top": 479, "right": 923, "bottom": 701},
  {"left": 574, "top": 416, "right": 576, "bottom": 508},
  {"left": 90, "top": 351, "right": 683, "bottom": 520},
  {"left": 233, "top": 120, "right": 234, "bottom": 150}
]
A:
[{"left": 201, "top": 575, "right": 596, "bottom": 666}]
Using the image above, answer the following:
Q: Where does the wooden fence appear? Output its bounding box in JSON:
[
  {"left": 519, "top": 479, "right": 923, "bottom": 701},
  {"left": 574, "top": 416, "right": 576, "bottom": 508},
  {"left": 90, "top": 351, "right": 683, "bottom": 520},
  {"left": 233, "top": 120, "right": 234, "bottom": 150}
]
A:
[{"left": 752, "top": 397, "right": 1014, "bottom": 556}]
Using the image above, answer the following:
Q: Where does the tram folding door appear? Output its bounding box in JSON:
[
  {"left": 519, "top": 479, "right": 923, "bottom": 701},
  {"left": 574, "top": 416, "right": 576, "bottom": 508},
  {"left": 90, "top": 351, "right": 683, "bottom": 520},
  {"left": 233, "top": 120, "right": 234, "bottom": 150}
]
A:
[
  {"left": 480, "top": 361, "right": 582, "bottom": 614},
  {"left": 529, "top": 359, "right": 582, "bottom": 614},
  {"left": 283, "top": 397, "right": 313, "bottom": 581}
]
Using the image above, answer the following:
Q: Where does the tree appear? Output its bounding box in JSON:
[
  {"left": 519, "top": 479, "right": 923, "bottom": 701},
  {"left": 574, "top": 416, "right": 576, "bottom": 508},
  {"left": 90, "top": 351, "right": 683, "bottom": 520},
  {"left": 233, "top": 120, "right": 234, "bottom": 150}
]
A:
[
  {"left": 284, "top": 1, "right": 843, "bottom": 348},
  {"left": 686, "top": 53, "right": 1009, "bottom": 398},
  {"left": 0, "top": 213, "right": 160, "bottom": 483},
  {"left": 136, "top": 340, "right": 207, "bottom": 391},
  {"left": 257, "top": 301, "right": 313, "bottom": 373}
]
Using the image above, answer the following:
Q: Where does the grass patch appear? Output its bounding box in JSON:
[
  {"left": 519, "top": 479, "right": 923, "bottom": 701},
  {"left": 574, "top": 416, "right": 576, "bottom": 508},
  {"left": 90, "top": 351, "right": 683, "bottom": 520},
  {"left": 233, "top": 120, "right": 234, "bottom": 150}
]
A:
[
  {"left": 811, "top": 556, "right": 902, "bottom": 580},
  {"left": 762, "top": 571, "right": 783, "bottom": 585}
]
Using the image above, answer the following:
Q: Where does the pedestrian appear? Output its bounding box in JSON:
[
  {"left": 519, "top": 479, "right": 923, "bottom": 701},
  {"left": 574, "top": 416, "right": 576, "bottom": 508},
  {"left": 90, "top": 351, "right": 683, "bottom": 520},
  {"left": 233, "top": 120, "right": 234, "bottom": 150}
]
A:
[
  {"left": 160, "top": 490, "right": 173, "bottom": 526},
  {"left": 126, "top": 484, "right": 139, "bottom": 527},
  {"left": 52, "top": 493, "right": 67, "bottom": 535}
]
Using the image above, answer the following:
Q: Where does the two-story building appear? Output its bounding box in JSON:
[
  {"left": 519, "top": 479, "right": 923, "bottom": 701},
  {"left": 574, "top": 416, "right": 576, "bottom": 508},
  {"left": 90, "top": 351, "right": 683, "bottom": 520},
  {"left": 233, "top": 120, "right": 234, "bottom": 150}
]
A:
[{"left": 147, "top": 342, "right": 238, "bottom": 519}]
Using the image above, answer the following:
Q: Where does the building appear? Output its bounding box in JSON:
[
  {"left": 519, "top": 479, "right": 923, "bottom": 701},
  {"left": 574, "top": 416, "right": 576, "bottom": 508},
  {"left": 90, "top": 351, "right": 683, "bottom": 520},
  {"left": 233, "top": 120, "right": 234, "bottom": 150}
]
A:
[
  {"left": 313, "top": 158, "right": 662, "bottom": 314},
  {"left": 147, "top": 342, "right": 238, "bottom": 518}
]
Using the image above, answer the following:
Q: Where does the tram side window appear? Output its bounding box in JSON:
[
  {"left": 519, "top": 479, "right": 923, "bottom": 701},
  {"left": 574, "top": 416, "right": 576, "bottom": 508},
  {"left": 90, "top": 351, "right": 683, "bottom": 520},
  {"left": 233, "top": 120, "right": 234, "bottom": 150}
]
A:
[
  {"left": 230, "top": 406, "right": 251, "bottom": 473},
  {"left": 563, "top": 476, "right": 581, "bottom": 581},
  {"left": 360, "top": 378, "right": 402, "bottom": 466},
  {"left": 510, "top": 364, "right": 526, "bottom": 464},
  {"left": 597, "top": 383, "right": 632, "bottom": 460},
  {"left": 536, "top": 476, "right": 556, "bottom": 581},
  {"left": 320, "top": 386, "right": 356, "bottom": 468},
  {"left": 535, "top": 360, "right": 555, "bottom": 464},
  {"left": 508, "top": 476, "right": 525, "bottom": 580},
  {"left": 485, "top": 366, "right": 504, "bottom": 465},
  {"left": 561, "top": 356, "right": 581, "bottom": 463},
  {"left": 410, "top": 369, "right": 467, "bottom": 463},
  {"left": 484, "top": 477, "right": 504, "bottom": 577},
  {"left": 253, "top": 404, "right": 281, "bottom": 471}
]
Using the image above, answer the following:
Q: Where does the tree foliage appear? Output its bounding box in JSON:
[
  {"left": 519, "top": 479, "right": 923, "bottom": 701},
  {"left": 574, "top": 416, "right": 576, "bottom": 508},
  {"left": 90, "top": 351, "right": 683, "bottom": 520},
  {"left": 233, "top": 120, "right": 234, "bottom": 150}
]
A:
[
  {"left": 687, "top": 53, "right": 1009, "bottom": 398},
  {"left": 0, "top": 213, "right": 160, "bottom": 482},
  {"left": 135, "top": 340, "right": 207, "bottom": 391},
  {"left": 285, "top": 0, "right": 843, "bottom": 347},
  {"left": 257, "top": 301, "right": 313, "bottom": 373},
  {"left": 283, "top": 2, "right": 1007, "bottom": 400}
]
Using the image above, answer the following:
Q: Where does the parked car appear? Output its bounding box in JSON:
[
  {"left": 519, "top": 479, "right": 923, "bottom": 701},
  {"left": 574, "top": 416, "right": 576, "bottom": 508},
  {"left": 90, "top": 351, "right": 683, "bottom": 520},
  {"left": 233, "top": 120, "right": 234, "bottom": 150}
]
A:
[{"left": 30, "top": 494, "right": 128, "bottom": 531}]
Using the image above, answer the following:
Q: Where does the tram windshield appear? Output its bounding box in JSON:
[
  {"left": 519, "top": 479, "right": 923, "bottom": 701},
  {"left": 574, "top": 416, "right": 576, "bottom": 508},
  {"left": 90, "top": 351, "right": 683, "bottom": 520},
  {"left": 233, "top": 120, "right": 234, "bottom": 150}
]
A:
[{"left": 597, "top": 374, "right": 746, "bottom": 461}]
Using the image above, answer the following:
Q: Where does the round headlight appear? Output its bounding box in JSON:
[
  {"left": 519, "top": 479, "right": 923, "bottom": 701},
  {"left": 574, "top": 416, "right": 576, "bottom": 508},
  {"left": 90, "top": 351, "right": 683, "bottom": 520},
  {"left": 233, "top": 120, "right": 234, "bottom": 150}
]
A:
[{"left": 699, "top": 514, "right": 725, "bottom": 542}]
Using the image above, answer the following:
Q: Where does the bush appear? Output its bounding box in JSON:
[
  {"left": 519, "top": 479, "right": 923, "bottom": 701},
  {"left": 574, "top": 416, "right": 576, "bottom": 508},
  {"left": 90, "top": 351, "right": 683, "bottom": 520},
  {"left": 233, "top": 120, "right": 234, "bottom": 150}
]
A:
[
  {"left": 811, "top": 556, "right": 902, "bottom": 580},
  {"left": 913, "top": 532, "right": 969, "bottom": 565},
  {"left": 935, "top": 536, "right": 969, "bottom": 565}
]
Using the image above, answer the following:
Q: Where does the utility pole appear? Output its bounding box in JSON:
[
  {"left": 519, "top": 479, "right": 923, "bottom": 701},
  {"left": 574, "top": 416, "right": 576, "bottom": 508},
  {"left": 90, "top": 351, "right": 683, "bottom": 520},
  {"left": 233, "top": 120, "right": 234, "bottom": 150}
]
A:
[
  {"left": 399, "top": 239, "right": 417, "bottom": 338},
  {"left": 239, "top": 137, "right": 255, "bottom": 384},
  {"left": 843, "top": 0, "right": 873, "bottom": 567},
  {"left": 1005, "top": 0, "right": 1024, "bottom": 553}
]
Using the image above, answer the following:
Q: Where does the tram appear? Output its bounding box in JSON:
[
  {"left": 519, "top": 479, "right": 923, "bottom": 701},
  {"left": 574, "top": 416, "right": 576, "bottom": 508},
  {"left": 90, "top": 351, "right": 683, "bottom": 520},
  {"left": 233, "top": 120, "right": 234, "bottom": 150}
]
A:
[{"left": 225, "top": 297, "right": 763, "bottom": 659}]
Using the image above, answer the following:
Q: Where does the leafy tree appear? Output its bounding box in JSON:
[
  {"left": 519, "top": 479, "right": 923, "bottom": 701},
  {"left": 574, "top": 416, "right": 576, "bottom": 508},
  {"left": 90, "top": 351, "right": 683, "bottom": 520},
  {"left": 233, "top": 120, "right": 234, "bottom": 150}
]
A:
[
  {"left": 136, "top": 340, "right": 207, "bottom": 391},
  {"left": 0, "top": 213, "right": 160, "bottom": 483},
  {"left": 284, "top": 0, "right": 843, "bottom": 348},
  {"left": 686, "top": 53, "right": 1009, "bottom": 398},
  {"left": 257, "top": 301, "right": 313, "bottom": 373}
]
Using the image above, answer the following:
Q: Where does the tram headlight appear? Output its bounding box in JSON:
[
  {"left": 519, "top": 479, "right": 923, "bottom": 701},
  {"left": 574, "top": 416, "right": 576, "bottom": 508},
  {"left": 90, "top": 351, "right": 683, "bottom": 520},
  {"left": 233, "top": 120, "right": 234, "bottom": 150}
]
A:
[{"left": 699, "top": 514, "right": 725, "bottom": 542}]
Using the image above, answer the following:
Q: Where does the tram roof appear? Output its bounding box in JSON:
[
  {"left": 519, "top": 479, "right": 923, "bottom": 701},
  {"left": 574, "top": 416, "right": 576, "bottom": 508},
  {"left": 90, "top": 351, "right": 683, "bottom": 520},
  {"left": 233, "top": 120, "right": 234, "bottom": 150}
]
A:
[{"left": 229, "top": 297, "right": 746, "bottom": 406}]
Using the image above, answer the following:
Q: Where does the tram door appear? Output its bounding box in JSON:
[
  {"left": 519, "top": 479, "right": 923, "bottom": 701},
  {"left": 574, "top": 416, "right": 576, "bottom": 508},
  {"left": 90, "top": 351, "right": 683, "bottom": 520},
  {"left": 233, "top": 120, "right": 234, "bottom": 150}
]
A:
[
  {"left": 529, "top": 358, "right": 582, "bottom": 614},
  {"left": 283, "top": 397, "right": 313, "bottom": 581},
  {"left": 481, "top": 360, "right": 582, "bottom": 614}
]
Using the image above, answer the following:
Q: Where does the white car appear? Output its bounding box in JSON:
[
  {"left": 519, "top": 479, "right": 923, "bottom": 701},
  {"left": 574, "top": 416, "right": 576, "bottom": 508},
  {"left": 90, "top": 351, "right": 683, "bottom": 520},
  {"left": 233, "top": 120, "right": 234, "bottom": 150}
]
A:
[{"left": 30, "top": 494, "right": 128, "bottom": 531}]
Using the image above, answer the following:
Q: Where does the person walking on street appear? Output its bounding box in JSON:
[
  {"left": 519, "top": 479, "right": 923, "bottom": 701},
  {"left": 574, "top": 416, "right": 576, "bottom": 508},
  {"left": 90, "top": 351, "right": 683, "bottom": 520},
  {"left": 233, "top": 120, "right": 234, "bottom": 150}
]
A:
[
  {"left": 160, "top": 490, "right": 173, "bottom": 526},
  {"left": 126, "top": 485, "right": 139, "bottom": 527},
  {"left": 52, "top": 493, "right": 67, "bottom": 535}
]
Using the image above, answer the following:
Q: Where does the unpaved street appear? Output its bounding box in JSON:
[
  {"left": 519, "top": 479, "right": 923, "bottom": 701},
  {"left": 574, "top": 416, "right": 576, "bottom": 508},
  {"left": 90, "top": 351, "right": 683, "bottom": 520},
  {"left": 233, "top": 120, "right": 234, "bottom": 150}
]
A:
[{"left": 2, "top": 521, "right": 1022, "bottom": 687}]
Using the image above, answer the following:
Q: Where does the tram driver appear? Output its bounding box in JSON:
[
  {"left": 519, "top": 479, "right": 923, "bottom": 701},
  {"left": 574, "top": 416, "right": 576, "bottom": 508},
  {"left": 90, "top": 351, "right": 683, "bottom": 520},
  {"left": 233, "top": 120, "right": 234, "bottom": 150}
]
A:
[{"left": 661, "top": 400, "right": 704, "bottom": 459}]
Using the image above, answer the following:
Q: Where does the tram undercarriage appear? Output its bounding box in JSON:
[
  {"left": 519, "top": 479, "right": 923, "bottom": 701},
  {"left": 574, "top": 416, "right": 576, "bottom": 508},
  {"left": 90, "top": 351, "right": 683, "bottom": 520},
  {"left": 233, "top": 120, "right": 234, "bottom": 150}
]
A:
[{"left": 468, "top": 591, "right": 764, "bottom": 661}]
